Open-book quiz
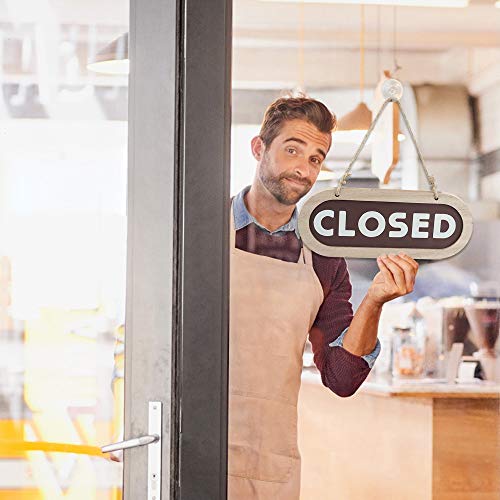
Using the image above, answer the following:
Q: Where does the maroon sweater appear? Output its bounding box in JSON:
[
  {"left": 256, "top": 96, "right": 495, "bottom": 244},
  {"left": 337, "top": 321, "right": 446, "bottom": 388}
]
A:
[{"left": 235, "top": 223, "right": 372, "bottom": 397}]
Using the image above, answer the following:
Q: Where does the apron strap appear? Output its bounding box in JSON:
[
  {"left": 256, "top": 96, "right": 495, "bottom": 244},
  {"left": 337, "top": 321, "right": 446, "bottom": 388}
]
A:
[{"left": 302, "top": 244, "right": 313, "bottom": 266}]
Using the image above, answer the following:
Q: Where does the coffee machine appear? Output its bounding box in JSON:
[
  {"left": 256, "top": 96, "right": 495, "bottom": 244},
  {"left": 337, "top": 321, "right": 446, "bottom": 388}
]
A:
[
  {"left": 440, "top": 291, "right": 500, "bottom": 382},
  {"left": 464, "top": 300, "right": 500, "bottom": 382}
]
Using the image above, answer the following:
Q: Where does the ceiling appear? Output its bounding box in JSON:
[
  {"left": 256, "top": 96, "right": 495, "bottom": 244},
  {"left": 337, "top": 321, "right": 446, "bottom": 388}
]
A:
[
  {"left": 0, "top": 0, "right": 498, "bottom": 93},
  {"left": 232, "top": 0, "right": 500, "bottom": 92}
]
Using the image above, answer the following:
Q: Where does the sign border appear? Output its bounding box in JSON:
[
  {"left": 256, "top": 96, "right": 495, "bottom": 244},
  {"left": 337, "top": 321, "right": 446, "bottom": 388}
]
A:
[{"left": 298, "top": 188, "right": 473, "bottom": 260}]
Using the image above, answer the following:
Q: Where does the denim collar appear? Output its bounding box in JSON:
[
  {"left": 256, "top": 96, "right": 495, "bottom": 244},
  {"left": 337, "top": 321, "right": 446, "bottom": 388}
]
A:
[{"left": 232, "top": 185, "right": 300, "bottom": 238}]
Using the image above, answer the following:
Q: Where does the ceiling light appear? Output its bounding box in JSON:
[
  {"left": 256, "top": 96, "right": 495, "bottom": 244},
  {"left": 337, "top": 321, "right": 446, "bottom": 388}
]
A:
[
  {"left": 337, "top": 102, "right": 372, "bottom": 134},
  {"left": 260, "top": 0, "right": 468, "bottom": 7},
  {"left": 336, "top": 6, "right": 372, "bottom": 138},
  {"left": 87, "top": 33, "right": 129, "bottom": 75}
]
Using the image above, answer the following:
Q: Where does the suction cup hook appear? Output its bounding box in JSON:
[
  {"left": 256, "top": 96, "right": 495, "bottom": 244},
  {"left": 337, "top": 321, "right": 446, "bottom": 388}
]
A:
[
  {"left": 335, "top": 76, "right": 439, "bottom": 199},
  {"left": 382, "top": 78, "right": 403, "bottom": 101}
]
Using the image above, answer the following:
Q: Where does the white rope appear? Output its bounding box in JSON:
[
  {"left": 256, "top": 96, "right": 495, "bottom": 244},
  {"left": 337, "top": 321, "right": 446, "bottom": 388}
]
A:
[
  {"left": 334, "top": 97, "right": 439, "bottom": 200},
  {"left": 335, "top": 99, "right": 391, "bottom": 197},
  {"left": 396, "top": 100, "right": 439, "bottom": 200}
]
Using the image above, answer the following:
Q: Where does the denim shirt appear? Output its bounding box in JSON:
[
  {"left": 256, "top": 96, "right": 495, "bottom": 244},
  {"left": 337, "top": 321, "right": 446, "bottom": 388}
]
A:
[
  {"left": 233, "top": 186, "right": 301, "bottom": 238},
  {"left": 232, "top": 186, "right": 381, "bottom": 369}
]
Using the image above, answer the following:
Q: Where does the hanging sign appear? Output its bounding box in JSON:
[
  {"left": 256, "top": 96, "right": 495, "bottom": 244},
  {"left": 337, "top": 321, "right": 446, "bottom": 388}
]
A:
[{"left": 298, "top": 188, "right": 473, "bottom": 260}]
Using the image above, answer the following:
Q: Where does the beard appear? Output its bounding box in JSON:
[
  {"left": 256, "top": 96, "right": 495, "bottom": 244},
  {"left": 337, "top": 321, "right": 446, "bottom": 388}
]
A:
[{"left": 258, "top": 151, "right": 313, "bottom": 206}]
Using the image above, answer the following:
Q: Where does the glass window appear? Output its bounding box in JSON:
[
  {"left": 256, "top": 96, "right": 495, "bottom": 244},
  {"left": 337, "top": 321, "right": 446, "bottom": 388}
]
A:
[{"left": 0, "top": 4, "right": 128, "bottom": 498}]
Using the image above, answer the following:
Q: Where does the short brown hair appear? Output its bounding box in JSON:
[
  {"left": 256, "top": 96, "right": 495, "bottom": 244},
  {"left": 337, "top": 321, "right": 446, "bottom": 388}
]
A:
[{"left": 259, "top": 94, "right": 337, "bottom": 147}]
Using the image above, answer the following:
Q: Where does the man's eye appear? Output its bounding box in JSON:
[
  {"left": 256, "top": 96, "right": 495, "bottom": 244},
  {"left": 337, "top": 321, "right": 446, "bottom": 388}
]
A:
[
  {"left": 287, "top": 148, "right": 296, "bottom": 154},
  {"left": 311, "top": 157, "right": 321, "bottom": 165}
]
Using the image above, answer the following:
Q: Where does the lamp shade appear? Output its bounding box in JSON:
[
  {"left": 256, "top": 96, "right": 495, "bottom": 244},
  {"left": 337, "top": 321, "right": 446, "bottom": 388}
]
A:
[
  {"left": 337, "top": 101, "right": 372, "bottom": 132},
  {"left": 87, "top": 32, "right": 129, "bottom": 75}
]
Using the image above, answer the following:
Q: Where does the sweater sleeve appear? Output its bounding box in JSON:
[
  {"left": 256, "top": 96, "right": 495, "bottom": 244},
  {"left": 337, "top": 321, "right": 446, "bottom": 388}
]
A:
[{"left": 308, "top": 257, "right": 373, "bottom": 398}]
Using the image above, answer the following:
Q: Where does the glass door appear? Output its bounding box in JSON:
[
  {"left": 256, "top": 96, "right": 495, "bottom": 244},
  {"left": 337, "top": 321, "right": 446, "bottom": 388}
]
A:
[
  {"left": 0, "top": 1, "right": 183, "bottom": 498},
  {"left": 0, "top": 0, "right": 231, "bottom": 500},
  {"left": 0, "top": 0, "right": 235, "bottom": 498},
  {"left": 0, "top": 1, "right": 129, "bottom": 498}
]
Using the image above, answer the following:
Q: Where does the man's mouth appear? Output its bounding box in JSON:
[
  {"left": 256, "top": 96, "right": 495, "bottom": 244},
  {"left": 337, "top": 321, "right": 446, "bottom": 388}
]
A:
[{"left": 284, "top": 177, "right": 308, "bottom": 188}]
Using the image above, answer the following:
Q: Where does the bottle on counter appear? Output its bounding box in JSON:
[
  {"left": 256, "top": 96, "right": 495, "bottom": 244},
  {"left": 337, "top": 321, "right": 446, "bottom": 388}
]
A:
[{"left": 391, "top": 325, "right": 425, "bottom": 379}]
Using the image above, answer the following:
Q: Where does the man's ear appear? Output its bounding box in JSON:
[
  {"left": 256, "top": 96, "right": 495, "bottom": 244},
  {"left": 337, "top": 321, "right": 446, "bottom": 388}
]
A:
[{"left": 251, "top": 136, "right": 265, "bottom": 161}]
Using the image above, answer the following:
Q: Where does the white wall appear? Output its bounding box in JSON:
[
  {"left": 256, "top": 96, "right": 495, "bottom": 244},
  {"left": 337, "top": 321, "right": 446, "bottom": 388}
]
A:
[{"left": 478, "top": 84, "right": 500, "bottom": 155}]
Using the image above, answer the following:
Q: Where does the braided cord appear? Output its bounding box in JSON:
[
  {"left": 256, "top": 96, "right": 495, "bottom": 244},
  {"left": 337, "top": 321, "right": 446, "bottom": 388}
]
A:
[
  {"left": 396, "top": 100, "right": 439, "bottom": 200},
  {"left": 335, "top": 98, "right": 391, "bottom": 197},
  {"left": 335, "top": 98, "right": 439, "bottom": 200}
]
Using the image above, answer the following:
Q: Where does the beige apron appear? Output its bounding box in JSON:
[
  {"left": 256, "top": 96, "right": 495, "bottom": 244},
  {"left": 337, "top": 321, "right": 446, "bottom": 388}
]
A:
[{"left": 228, "top": 204, "right": 324, "bottom": 499}]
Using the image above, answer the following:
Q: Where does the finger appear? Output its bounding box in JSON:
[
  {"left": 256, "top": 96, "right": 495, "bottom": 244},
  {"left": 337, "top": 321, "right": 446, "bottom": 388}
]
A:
[
  {"left": 397, "top": 253, "right": 419, "bottom": 272},
  {"left": 388, "top": 254, "right": 415, "bottom": 291},
  {"left": 381, "top": 254, "right": 406, "bottom": 291},
  {"left": 377, "top": 255, "right": 397, "bottom": 287},
  {"left": 398, "top": 253, "right": 419, "bottom": 290},
  {"left": 387, "top": 254, "right": 416, "bottom": 291}
]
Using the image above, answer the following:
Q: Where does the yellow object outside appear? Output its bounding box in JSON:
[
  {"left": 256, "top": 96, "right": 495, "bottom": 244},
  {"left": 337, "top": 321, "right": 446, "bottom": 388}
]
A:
[{"left": 0, "top": 440, "right": 106, "bottom": 457}]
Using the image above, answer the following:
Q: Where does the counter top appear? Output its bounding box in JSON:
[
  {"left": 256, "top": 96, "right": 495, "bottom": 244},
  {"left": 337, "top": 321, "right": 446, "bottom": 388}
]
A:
[
  {"left": 299, "top": 367, "right": 500, "bottom": 500},
  {"left": 301, "top": 368, "right": 500, "bottom": 399}
]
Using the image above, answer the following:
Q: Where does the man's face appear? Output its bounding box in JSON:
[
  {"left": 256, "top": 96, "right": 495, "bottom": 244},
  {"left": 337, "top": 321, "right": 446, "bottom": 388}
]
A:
[{"left": 256, "top": 119, "right": 331, "bottom": 206}]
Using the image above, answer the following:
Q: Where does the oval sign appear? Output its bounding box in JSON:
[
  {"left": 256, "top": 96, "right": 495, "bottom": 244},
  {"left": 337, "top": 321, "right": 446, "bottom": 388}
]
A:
[{"left": 298, "top": 188, "right": 473, "bottom": 259}]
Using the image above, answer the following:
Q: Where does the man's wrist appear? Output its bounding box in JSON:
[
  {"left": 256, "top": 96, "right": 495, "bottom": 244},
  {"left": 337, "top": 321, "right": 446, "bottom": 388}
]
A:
[{"left": 363, "top": 293, "right": 385, "bottom": 310}]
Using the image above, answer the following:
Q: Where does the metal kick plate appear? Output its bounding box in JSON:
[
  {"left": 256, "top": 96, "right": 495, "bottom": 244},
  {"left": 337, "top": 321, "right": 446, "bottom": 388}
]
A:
[{"left": 148, "top": 401, "right": 162, "bottom": 500}]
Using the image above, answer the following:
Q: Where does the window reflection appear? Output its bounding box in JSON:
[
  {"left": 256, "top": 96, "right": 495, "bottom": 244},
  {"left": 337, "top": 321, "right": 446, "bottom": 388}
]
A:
[{"left": 0, "top": 4, "right": 128, "bottom": 498}]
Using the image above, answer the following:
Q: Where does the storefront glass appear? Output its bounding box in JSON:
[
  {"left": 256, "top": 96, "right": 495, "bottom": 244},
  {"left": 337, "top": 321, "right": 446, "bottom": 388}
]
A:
[
  {"left": 0, "top": 2, "right": 128, "bottom": 498},
  {"left": 230, "top": 2, "right": 500, "bottom": 499}
]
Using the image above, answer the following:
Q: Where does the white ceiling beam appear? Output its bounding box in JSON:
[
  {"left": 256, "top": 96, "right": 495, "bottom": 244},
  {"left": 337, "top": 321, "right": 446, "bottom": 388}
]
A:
[
  {"left": 232, "top": 46, "right": 465, "bottom": 88},
  {"left": 234, "top": 28, "right": 500, "bottom": 50}
]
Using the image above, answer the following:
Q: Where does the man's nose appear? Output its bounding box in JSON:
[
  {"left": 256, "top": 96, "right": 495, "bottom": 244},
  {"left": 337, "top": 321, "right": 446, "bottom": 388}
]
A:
[{"left": 294, "top": 160, "right": 310, "bottom": 177}]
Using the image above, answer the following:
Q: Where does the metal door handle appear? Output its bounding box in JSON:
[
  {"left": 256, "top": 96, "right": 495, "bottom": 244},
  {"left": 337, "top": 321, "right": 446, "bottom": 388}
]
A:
[
  {"left": 101, "top": 434, "right": 159, "bottom": 453},
  {"left": 101, "top": 401, "right": 162, "bottom": 500}
]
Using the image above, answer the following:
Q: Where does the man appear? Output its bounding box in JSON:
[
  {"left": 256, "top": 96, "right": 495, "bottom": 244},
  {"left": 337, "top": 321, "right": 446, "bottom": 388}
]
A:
[{"left": 228, "top": 96, "right": 418, "bottom": 499}]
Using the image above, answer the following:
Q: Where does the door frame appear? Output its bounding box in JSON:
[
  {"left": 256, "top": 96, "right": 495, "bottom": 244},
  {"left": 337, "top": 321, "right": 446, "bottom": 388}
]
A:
[
  {"left": 125, "top": 0, "right": 232, "bottom": 498},
  {"left": 175, "top": 0, "right": 233, "bottom": 498}
]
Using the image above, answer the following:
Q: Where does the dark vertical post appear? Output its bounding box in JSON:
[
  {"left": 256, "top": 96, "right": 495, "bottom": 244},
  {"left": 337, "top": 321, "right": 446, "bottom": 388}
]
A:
[{"left": 174, "top": 0, "right": 232, "bottom": 499}]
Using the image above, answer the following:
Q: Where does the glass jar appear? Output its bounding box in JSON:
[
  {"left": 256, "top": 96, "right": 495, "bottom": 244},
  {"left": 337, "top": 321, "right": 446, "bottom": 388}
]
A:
[{"left": 391, "top": 326, "right": 425, "bottom": 379}]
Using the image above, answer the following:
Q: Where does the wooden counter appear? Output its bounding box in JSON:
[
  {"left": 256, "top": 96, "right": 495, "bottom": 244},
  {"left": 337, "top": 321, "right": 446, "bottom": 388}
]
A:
[{"left": 298, "top": 370, "right": 500, "bottom": 500}]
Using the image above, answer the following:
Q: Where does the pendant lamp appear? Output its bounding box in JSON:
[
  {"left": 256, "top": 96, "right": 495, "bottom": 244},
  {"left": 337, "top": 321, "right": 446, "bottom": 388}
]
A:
[
  {"left": 87, "top": 32, "right": 129, "bottom": 75},
  {"left": 295, "top": 0, "right": 306, "bottom": 93},
  {"left": 336, "top": 101, "right": 372, "bottom": 133},
  {"left": 335, "top": 5, "right": 372, "bottom": 142}
]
